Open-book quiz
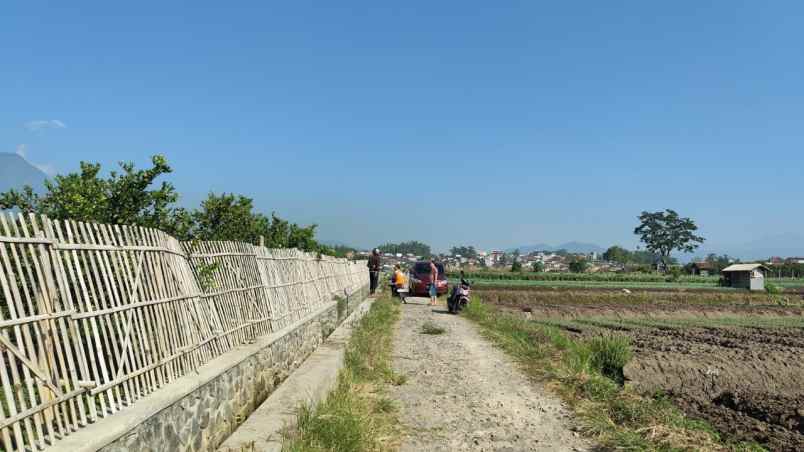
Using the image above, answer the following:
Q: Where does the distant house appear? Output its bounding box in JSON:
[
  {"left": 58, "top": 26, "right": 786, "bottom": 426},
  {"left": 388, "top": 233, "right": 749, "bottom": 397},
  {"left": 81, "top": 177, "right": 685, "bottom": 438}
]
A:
[
  {"left": 721, "top": 263, "right": 769, "bottom": 291},
  {"left": 690, "top": 261, "right": 717, "bottom": 276}
]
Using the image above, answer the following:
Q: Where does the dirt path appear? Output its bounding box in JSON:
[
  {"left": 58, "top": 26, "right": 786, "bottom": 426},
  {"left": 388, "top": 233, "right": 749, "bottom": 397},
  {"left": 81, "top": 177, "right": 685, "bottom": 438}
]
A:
[{"left": 389, "top": 298, "right": 592, "bottom": 452}]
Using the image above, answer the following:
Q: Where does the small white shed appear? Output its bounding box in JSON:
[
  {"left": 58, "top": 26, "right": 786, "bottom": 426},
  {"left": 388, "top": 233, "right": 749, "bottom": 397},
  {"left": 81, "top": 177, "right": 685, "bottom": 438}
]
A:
[{"left": 721, "top": 263, "right": 768, "bottom": 291}]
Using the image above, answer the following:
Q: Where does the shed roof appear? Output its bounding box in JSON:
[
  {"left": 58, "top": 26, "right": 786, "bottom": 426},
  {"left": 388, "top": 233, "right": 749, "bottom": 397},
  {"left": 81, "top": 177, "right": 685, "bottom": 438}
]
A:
[{"left": 721, "top": 263, "right": 768, "bottom": 273}]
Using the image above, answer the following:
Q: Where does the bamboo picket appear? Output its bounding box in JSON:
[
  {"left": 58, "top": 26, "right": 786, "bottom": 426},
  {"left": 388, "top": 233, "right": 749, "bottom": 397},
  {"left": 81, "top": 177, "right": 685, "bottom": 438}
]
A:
[{"left": 0, "top": 213, "right": 367, "bottom": 452}]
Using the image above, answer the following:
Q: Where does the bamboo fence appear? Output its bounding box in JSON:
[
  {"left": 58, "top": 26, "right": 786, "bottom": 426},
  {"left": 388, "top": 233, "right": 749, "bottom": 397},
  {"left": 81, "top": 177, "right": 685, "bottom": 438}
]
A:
[{"left": 0, "top": 213, "right": 367, "bottom": 452}]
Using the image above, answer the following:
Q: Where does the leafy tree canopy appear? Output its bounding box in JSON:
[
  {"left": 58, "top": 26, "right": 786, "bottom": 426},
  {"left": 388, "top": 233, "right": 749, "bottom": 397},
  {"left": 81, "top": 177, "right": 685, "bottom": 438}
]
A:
[
  {"left": 603, "top": 246, "right": 631, "bottom": 264},
  {"left": 705, "top": 253, "right": 735, "bottom": 271},
  {"left": 531, "top": 261, "right": 545, "bottom": 272},
  {"left": 634, "top": 209, "right": 704, "bottom": 268},
  {"left": 568, "top": 259, "right": 588, "bottom": 273}
]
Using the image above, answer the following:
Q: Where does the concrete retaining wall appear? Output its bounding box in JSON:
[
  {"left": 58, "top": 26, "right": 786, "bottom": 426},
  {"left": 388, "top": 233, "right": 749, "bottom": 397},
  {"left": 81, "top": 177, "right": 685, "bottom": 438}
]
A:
[
  {"left": 56, "top": 285, "right": 369, "bottom": 452},
  {"left": 219, "top": 296, "right": 376, "bottom": 451}
]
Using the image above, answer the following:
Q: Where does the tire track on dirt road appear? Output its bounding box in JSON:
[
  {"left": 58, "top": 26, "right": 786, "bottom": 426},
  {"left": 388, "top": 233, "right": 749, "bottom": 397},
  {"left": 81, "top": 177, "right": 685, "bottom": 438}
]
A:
[{"left": 390, "top": 298, "right": 591, "bottom": 451}]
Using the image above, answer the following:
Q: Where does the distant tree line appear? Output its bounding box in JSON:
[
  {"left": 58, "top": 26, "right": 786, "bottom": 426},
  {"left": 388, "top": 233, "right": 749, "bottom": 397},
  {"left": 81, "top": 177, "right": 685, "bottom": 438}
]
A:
[
  {"left": 378, "top": 240, "right": 431, "bottom": 257},
  {"left": 681, "top": 253, "right": 735, "bottom": 274},
  {"left": 765, "top": 262, "right": 804, "bottom": 278},
  {"left": 449, "top": 245, "right": 478, "bottom": 259},
  {"left": 0, "top": 155, "right": 336, "bottom": 254},
  {"left": 602, "top": 246, "right": 672, "bottom": 267}
]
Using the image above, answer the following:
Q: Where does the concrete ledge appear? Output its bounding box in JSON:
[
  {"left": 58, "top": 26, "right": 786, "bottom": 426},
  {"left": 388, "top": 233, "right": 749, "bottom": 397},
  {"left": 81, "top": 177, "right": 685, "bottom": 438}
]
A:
[
  {"left": 218, "top": 297, "right": 376, "bottom": 452},
  {"left": 55, "top": 286, "right": 369, "bottom": 452}
]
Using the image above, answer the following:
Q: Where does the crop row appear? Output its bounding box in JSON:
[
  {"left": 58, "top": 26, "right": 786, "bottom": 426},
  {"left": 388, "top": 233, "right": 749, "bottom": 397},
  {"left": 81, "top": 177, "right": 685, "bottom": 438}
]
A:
[{"left": 464, "top": 279, "right": 724, "bottom": 290}]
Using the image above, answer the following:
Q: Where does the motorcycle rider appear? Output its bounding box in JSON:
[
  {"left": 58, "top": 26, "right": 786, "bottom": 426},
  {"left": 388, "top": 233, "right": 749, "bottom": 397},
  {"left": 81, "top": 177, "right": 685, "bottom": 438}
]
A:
[{"left": 449, "top": 270, "right": 470, "bottom": 312}]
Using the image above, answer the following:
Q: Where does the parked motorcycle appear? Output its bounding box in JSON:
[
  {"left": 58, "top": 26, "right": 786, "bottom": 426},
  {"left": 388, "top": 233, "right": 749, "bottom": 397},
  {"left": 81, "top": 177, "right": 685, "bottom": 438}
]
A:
[{"left": 447, "top": 277, "right": 471, "bottom": 314}]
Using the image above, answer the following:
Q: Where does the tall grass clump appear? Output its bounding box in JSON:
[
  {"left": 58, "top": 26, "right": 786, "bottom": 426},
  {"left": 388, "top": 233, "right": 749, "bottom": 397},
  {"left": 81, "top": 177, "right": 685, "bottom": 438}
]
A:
[
  {"left": 283, "top": 297, "right": 402, "bottom": 452},
  {"left": 587, "top": 335, "right": 632, "bottom": 385}
]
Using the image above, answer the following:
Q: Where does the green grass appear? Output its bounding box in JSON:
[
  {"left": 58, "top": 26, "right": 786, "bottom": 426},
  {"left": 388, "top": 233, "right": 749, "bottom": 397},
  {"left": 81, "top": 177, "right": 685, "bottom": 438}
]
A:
[
  {"left": 282, "top": 296, "right": 402, "bottom": 452},
  {"left": 449, "top": 270, "right": 804, "bottom": 290},
  {"left": 768, "top": 277, "right": 804, "bottom": 288},
  {"left": 420, "top": 321, "right": 446, "bottom": 335},
  {"left": 463, "top": 297, "right": 768, "bottom": 452}
]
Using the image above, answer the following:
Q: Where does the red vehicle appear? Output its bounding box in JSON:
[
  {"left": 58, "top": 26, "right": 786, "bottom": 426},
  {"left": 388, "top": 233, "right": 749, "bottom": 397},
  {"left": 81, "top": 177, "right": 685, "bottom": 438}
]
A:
[{"left": 408, "top": 261, "right": 449, "bottom": 296}]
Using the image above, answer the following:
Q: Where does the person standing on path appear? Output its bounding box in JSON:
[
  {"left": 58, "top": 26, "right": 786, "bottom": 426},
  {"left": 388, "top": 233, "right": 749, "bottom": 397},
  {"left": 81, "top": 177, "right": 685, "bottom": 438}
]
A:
[
  {"left": 368, "top": 248, "right": 381, "bottom": 295},
  {"left": 429, "top": 258, "right": 439, "bottom": 306}
]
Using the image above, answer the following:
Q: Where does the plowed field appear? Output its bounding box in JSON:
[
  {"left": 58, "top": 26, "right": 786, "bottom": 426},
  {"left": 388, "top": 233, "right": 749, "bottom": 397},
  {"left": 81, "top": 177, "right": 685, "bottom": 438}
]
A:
[{"left": 479, "top": 288, "right": 804, "bottom": 451}]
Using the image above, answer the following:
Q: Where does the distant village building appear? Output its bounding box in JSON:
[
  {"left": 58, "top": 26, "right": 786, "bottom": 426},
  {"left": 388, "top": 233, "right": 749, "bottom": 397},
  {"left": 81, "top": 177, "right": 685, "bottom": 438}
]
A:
[
  {"left": 486, "top": 250, "right": 504, "bottom": 267},
  {"left": 721, "top": 263, "right": 768, "bottom": 291}
]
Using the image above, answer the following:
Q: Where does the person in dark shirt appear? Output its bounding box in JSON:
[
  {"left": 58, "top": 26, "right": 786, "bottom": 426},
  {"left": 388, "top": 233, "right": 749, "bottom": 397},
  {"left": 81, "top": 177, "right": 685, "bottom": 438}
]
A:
[{"left": 367, "top": 249, "right": 381, "bottom": 294}]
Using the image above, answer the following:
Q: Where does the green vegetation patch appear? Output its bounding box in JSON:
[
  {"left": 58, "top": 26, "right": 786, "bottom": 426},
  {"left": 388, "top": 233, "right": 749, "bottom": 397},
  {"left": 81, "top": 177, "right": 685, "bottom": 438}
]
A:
[
  {"left": 282, "top": 297, "right": 403, "bottom": 452},
  {"left": 451, "top": 270, "right": 720, "bottom": 284},
  {"left": 463, "top": 298, "right": 766, "bottom": 452}
]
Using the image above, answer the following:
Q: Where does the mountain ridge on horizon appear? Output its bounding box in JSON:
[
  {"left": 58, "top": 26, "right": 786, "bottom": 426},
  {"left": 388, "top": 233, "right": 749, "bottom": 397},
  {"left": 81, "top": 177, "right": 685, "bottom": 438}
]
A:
[{"left": 0, "top": 153, "right": 48, "bottom": 194}]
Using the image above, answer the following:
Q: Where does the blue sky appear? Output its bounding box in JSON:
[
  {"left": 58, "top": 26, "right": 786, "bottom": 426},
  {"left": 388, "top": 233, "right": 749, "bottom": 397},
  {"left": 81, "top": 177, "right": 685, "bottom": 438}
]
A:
[{"left": 2, "top": 1, "right": 803, "bottom": 257}]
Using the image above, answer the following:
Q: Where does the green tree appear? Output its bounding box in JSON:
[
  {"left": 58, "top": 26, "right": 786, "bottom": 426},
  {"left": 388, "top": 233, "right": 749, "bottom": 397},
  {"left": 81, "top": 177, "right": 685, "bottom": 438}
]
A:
[
  {"left": 631, "top": 249, "right": 663, "bottom": 266},
  {"left": 510, "top": 249, "right": 522, "bottom": 271},
  {"left": 634, "top": 209, "right": 704, "bottom": 271},
  {"left": 603, "top": 246, "right": 632, "bottom": 264},
  {"left": 568, "top": 259, "right": 588, "bottom": 273},
  {"left": 704, "top": 253, "right": 735, "bottom": 273},
  {"left": 188, "top": 193, "right": 322, "bottom": 251},
  {"left": 531, "top": 261, "right": 544, "bottom": 272},
  {"left": 189, "top": 193, "right": 270, "bottom": 242}
]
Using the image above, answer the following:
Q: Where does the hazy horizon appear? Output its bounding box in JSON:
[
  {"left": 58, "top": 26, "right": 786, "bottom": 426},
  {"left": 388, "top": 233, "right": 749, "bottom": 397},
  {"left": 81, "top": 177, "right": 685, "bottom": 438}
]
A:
[{"left": 3, "top": 2, "right": 803, "bottom": 257}]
